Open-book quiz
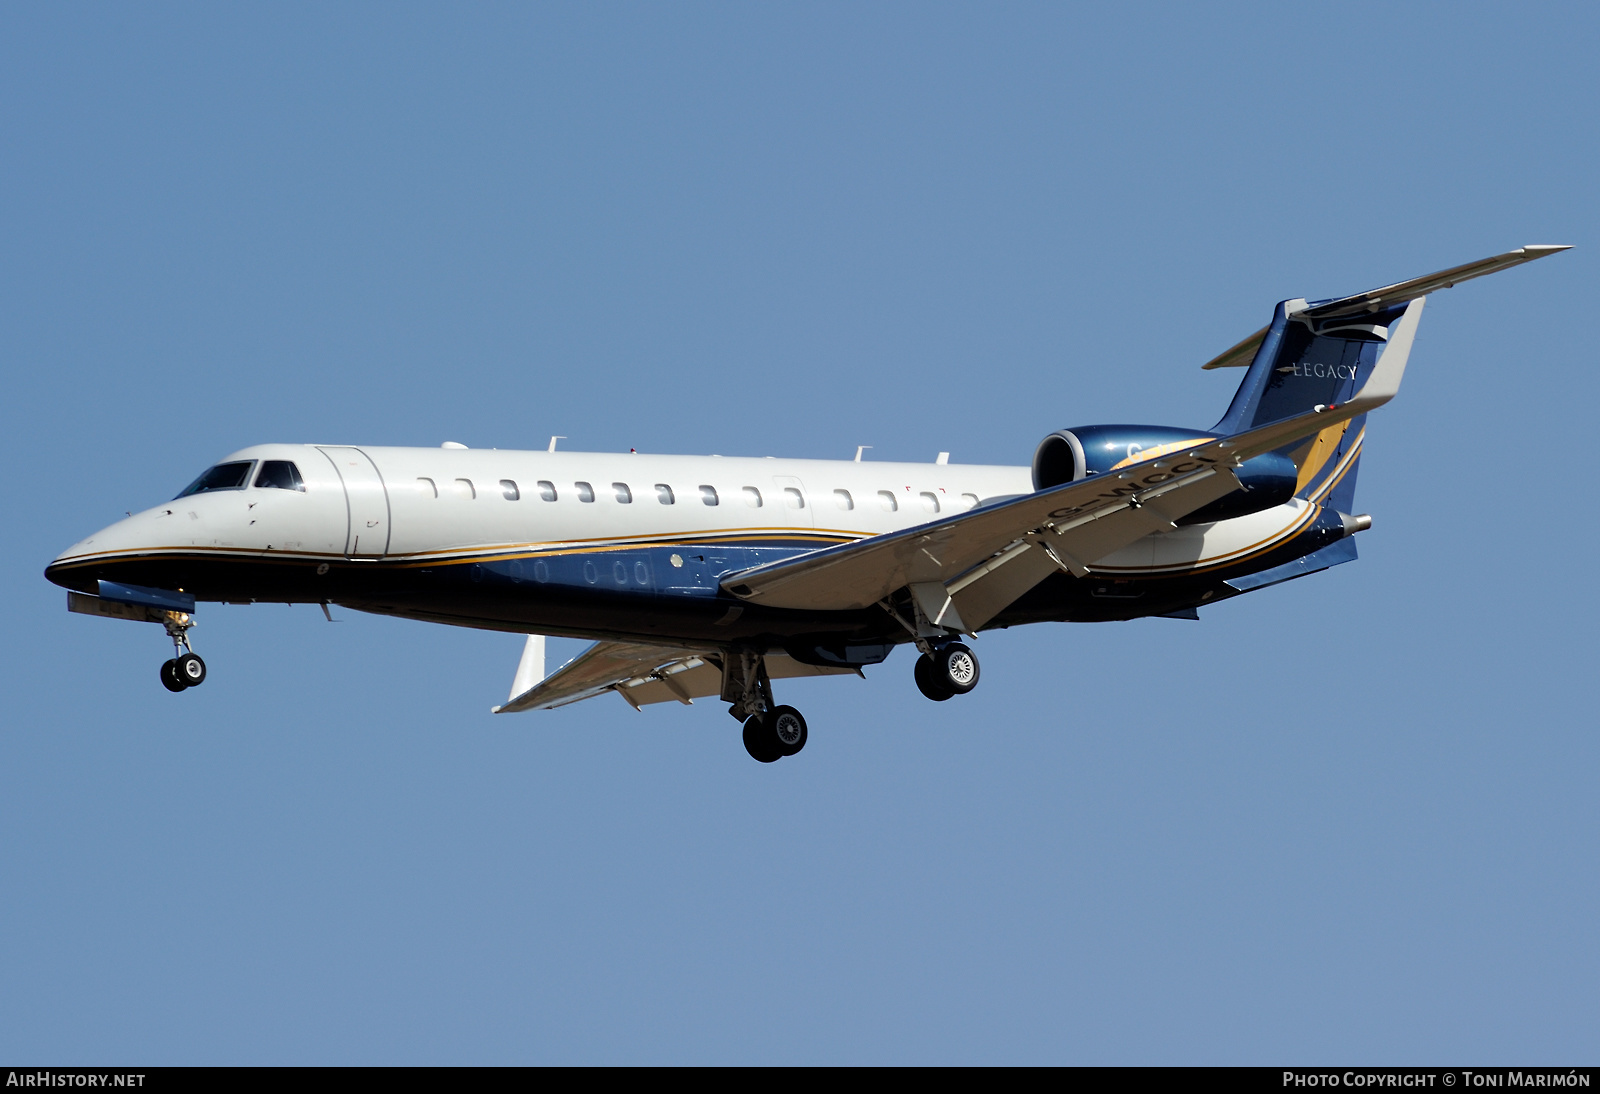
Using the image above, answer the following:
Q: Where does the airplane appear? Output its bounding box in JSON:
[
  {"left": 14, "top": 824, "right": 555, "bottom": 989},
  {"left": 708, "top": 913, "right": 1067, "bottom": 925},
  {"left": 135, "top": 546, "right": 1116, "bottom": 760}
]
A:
[{"left": 46, "top": 245, "right": 1569, "bottom": 762}]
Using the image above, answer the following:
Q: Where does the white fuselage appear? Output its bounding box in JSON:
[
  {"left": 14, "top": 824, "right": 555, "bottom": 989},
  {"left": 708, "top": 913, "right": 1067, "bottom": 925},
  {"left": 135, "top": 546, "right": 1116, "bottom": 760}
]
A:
[
  {"left": 54, "top": 440, "right": 1336, "bottom": 588},
  {"left": 57, "top": 445, "right": 1035, "bottom": 567}
]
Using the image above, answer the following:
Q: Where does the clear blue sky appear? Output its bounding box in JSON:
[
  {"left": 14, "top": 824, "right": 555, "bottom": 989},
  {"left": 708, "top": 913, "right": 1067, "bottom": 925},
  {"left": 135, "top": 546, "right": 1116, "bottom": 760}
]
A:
[{"left": 2, "top": 2, "right": 1594, "bottom": 1064}]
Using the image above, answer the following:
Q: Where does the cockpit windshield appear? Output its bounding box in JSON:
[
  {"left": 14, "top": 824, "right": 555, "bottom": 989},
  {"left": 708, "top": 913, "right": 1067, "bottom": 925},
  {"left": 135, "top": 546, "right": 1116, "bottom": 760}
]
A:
[
  {"left": 176, "top": 461, "right": 255, "bottom": 498},
  {"left": 254, "top": 460, "right": 304, "bottom": 491}
]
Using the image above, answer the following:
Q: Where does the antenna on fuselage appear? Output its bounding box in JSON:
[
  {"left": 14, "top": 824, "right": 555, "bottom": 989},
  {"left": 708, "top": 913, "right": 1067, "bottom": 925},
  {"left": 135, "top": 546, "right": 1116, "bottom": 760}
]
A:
[
  {"left": 855, "top": 445, "right": 871, "bottom": 462},
  {"left": 548, "top": 436, "right": 565, "bottom": 452}
]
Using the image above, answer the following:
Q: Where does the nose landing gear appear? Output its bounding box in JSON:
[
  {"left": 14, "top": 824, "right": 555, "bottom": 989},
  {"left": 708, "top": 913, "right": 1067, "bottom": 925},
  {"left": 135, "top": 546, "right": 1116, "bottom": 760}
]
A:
[{"left": 158, "top": 613, "right": 206, "bottom": 692}]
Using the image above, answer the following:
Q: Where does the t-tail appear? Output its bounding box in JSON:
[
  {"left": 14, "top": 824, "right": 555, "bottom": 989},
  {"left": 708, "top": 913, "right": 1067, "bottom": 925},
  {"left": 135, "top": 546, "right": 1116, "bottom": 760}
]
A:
[{"left": 1203, "top": 245, "right": 1571, "bottom": 512}]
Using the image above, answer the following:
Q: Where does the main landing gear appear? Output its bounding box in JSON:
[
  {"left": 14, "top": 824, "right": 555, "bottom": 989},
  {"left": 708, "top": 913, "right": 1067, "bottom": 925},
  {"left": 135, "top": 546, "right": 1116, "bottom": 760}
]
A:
[
  {"left": 724, "top": 648, "right": 809, "bottom": 764},
  {"left": 913, "top": 642, "right": 980, "bottom": 702},
  {"left": 742, "top": 705, "right": 808, "bottom": 764},
  {"left": 158, "top": 612, "right": 207, "bottom": 693}
]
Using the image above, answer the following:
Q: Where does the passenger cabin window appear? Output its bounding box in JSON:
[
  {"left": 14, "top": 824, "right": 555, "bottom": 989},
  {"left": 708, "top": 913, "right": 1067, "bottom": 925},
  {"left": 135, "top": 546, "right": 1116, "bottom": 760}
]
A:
[
  {"left": 254, "top": 460, "right": 305, "bottom": 492},
  {"left": 743, "top": 487, "right": 762, "bottom": 508},
  {"left": 961, "top": 493, "right": 979, "bottom": 510},
  {"left": 699, "top": 485, "right": 719, "bottom": 506},
  {"left": 783, "top": 487, "right": 804, "bottom": 509},
  {"left": 920, "top": 492, "right": 940, "bottom": 513},
  {"left": 576, "top": 481, "right": 595, "bottom": 503},
  {"left": 656, "top": 484, "right": 675, "bottom": 505},
  {"left": 834, "top": 489, "right": 854, "bottom": 511},
  {"left": 538, "top": 480, "right": 557, "bottom": 501},
  {"left": 613, "top": 483, "right": 632, "bottom": 503},
  {"left": 500, "top": 479, "right": 520, "bottom": 501},
  {"left": 877, "top": 490, "right": 898, "bottom": 513},
  {"left": 177, "top": 461, "right": 254, "bottom": 498},
  {"left": 454, "top": 478, "right": 476, "bottom": 499},
  {"left": 417, "top": 477, "right": 438, "bottom": 498}
]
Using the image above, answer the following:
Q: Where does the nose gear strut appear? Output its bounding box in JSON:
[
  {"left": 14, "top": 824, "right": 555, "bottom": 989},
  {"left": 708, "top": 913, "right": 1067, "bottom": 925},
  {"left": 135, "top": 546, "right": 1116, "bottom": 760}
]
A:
[{"left": 159, "top": 612, "right": 207, "bottom": 692}]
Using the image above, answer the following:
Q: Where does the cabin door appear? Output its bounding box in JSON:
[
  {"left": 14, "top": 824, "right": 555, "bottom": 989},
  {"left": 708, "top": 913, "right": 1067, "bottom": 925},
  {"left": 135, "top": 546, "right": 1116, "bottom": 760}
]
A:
[{"left": 317, "top": 447, "right": 391, "bottom": 559}]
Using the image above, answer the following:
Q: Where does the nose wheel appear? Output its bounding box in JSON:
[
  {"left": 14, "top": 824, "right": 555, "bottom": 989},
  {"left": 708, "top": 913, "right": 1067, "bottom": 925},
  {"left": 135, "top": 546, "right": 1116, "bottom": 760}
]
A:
[
  {"left": 160, "top": 651, "right": 207, "bottom": 691},
  {"left": 157, "top": 613, "right": 207, "bottom": 692}
]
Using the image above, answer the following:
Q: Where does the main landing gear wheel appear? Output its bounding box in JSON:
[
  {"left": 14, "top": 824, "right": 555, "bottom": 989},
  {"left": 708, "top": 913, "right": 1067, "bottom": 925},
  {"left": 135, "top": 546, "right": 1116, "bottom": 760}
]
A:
[
  {"left": 742, "top": 714, "right": 783, "bottom": 763},
  {"left": 915, "top": 643, "right": 980, "bottom": 701},
  {"left": 175, "top": 652, "right": 207, "bottom": 688},
  {"left": 934, "top": 643, "right": 979, "bottom": 694},
  {"left": 914, "top": 654, "right": 954, "bottom": 701},
  {"left": 769, "top": 705, "right": 808, "bottom": 756},
  {"left": 160, "top": 659, "right": 187, "bottom": 692}
]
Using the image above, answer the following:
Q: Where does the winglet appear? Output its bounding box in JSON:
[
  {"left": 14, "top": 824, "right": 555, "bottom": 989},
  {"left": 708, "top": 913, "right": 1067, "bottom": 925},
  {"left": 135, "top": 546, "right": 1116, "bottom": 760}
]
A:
[
  {"left": 1343, "top": 295, "right": 1424, "bottom": 411},
  {"left": 492, "top": 634, "right": 547, "bottom": 713}
]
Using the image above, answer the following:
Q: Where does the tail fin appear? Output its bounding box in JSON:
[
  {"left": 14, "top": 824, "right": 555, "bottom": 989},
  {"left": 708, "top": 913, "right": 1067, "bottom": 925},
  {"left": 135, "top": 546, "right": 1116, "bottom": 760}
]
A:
[
  {"left": 1210, "top": 299, "right": 1397, "bottom": 507},
  {"left": 1205, "top": 244, "right": 1571, "bottom": 507}
]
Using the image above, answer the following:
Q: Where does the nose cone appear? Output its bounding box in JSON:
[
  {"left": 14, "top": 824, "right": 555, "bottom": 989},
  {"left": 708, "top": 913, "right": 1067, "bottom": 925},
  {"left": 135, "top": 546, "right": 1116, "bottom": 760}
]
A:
[{"left": 44, "top": 506, "right": 185, "bottom": 593}]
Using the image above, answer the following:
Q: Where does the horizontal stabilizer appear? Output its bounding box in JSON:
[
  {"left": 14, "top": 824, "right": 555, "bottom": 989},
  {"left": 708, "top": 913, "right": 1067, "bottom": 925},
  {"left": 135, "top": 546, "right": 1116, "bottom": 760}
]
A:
[
  {"left": 1200, "top": 324, "right": 1271, "bottom": 371},
  {"left": 1300, "top": 244, "right": 1570, "bottom": 321},
  {"left": 1201, "top": 244, "right": 1570, "bottom": 369}
]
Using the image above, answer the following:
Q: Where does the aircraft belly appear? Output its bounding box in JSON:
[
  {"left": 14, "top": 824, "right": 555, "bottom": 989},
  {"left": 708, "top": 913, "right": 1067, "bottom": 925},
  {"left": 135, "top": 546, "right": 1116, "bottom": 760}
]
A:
[{"left": 340, "top": 588, "right": 893, "bottom": 646}]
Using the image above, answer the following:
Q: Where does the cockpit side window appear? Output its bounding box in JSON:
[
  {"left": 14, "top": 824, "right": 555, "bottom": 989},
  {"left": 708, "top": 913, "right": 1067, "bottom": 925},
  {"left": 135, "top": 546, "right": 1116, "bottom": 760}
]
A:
[
  {"left": 177, "top": 461, "right": 255, "bottom": 498},
  {"left": 254, "top": 461, "right": 305, "bottom": 492}
]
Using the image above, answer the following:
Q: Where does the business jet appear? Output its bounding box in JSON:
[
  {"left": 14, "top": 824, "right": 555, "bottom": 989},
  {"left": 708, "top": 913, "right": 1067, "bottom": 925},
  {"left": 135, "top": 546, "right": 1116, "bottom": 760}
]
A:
[{"left": 46, "top": 245, "right": 1568, "bottom": 761}]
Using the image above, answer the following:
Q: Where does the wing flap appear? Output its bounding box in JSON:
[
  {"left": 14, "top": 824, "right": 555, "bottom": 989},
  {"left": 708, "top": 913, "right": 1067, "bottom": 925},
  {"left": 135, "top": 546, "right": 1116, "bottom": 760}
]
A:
[
  {"left": 494, "top": 642, "right": 856, "bottom": 714},
  {"left": 724, "top": 458, "right": 1246, "bottom": 615},
  {"left": 494, "top": 640, "right": 708, "bottom": 713}
]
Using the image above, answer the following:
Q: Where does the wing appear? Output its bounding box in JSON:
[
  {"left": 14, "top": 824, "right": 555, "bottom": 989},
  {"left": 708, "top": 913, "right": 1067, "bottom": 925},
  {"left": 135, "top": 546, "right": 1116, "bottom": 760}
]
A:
[
  {"left": 721, "top": 298, "right": 1426, "bottom": 630},
  {"left": 493, "top": 640, "right": 856, "bottom": 714}
]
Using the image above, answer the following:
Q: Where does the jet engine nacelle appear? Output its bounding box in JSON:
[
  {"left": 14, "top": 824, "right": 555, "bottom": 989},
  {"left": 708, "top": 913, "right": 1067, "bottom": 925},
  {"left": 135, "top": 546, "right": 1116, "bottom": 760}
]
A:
[{"left": 1033, "top": 423, "right": 1299, "bottom": 526}]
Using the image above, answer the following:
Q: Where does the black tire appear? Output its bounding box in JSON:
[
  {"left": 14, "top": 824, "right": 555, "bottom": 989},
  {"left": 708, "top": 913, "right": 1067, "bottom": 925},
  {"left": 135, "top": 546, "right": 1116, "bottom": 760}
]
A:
[
  {"left": 914, "top": 653, "right": 953, "bottom": 701},
  {"left": 742, "top": 714, "right": 782, "bottom": 763},
  {"left": 175, "top": 652, "right": 207, "bottom": 688},
  {"left": 160, "top": 659, "right": 187, "bottom": 692},
  {"left": 934, "top": 643, "right": 979, "bottom": 694},
  {"left": 769, "top": 705, "right": 808, "bottom": 756}
]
